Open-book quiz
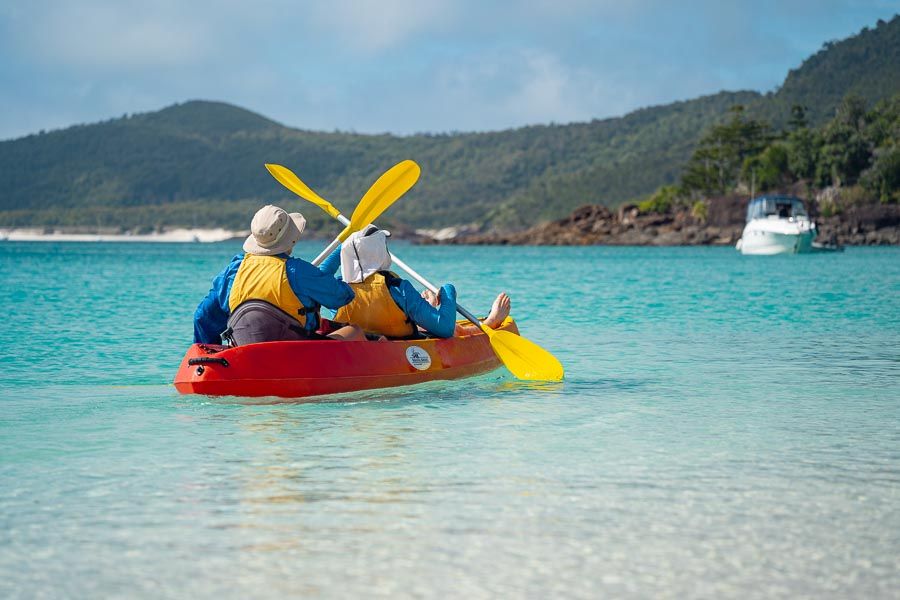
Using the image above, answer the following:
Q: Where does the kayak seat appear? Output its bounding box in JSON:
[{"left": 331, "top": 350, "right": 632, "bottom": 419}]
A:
[{"left": 224, "top": 300, "right": 325, "bottom": 346}]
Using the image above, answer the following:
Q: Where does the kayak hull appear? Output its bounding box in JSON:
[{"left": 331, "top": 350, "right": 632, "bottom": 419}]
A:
[{"left": 173, "top": 318, "right": 517, "bottom": 399}]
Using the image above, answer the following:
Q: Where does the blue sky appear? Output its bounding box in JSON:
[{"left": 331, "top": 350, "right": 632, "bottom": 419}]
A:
[{"left": 0, "top": 0, "right": 896, "bottom": 140}]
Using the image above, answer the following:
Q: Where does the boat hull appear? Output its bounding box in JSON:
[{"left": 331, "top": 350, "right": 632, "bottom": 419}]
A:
[
  {"left": 173, "top": 319, "right": 518, "bottom": 399},
  {"left": 738, "top": 220, "right": 816, "bottom": 255}
]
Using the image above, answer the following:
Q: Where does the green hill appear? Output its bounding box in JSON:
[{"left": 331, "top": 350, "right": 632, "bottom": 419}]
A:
[
  {"left": 1, "top": 15, "right": 898, "bottom": 232},
  {"left": 757, "top": 16, "right": 900, "bottom": 128}
]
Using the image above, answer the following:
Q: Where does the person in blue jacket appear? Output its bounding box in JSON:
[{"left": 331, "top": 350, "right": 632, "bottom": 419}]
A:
[
  {"left": 333, "top": 225, "right": 510, "bottom": 338},
  {"left": 193, "top": 205, "right": 364, "bottom": 345}
]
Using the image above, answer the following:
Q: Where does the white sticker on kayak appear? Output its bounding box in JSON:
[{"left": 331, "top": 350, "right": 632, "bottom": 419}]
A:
[{"left": 405, "top": 346, "right": 432, "bottom": 370}]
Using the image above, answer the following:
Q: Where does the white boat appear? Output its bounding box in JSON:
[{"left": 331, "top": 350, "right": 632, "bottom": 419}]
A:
[{"left": 736, "top": 195, "right": 817, "bottom": 255}]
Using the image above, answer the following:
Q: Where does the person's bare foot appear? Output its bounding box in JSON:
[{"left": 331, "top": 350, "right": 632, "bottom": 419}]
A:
[
  {"left": 482, "top": 292, "right": 511, "bottom": 329},
  {"left": 421, "top": 289, "right": 440, "bottom": 308}
]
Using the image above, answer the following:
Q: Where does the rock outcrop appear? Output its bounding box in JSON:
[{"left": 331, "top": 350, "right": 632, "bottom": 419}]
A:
[
  {"left": 422, "top": 197, "right": 900, "bottom": 246},
  {"left": 426, "top": 203, "right": 741, "bottom": 246}
]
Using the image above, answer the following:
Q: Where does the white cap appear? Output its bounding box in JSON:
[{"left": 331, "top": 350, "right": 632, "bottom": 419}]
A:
[{"left": 340, "top": 226, "right": 392, "bottom": 283}]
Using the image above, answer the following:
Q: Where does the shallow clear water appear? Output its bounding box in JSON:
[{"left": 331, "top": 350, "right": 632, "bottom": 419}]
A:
[{"left": 1, "top": 241, "right": 898, "bottom": 598}]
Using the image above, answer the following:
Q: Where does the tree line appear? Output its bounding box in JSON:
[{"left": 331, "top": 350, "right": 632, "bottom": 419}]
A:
[{"left": 637, "top": 93, "right": 900, "bottom": 217}]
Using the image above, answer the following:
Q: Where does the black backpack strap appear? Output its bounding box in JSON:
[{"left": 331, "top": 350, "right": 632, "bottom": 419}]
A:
[
  {"left": 380, "top": 270, "right": 403, "bottom": 287},
  {"left": 220, "top": 326, "right": 236, "bottom": 346},
  {"left": 298, "top": 301, "right": 322, "bottom": 333}
]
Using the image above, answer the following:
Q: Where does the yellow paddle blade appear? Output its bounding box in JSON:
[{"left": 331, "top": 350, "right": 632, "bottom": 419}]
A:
[
  {"left": 349, "top": 160, "right": 420, "bottom": 232},
  {"left": 485, "top": 328, "right": 565, "bottom": 381},
  {"left": 334, "top": 225, "right": 354, "bottom": 244},
  {"left": 265, "top": 163, "right": 342, "bottom": 220}
]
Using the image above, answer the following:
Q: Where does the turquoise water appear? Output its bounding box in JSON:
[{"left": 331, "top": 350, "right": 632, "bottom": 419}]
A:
[{"left": 1, "top": 241, "right": 898, "bottom": 598}]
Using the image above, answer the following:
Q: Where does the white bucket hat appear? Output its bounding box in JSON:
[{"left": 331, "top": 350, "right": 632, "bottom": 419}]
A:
[
  {"left": 340, "top": 225, "right": 392, "bottom": 283},
  {"left": 243, "top": 205, "right": 306, "bottom": 256}
]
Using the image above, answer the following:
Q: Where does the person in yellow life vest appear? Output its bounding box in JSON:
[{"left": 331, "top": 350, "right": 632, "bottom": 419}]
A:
[
  {"left": 334, "top": 225, "right": 511, "bottom": 338},
  {"left": 193, "top": 205, "right": 365, "bottom": 345}
]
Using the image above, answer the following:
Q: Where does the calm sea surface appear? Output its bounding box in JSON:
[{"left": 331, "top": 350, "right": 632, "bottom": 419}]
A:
[{"left": 1, "top": 241, "right": 898, "bottom": 598}]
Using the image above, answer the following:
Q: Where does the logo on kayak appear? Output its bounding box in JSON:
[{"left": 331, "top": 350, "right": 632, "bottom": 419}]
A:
[{"left": 405, "top": 346, "right": 432, "bottom": 370}]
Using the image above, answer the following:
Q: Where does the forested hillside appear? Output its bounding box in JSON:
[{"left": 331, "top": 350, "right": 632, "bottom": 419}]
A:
[
  {"left": 756, "top": 16, "right": 900, "bottom": 128},
  {"left": 1, "top": 15, "right": 897, "bottom": 233}
]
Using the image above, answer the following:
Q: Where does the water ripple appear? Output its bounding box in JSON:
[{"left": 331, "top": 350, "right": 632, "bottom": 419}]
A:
[{"left": 1, "top": 243, "right": 899, "bottom": 598}]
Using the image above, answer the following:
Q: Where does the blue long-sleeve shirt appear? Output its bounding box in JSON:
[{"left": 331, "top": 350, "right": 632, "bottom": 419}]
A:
[
  {"left": 193, "top": 248, "right": 350, "bottom": 344},
  {"left": 324, "top": 270, "right": 459, "bottom": 338},
  {"left": 387, "top": 280, "right": 458, "bottom": 338}
]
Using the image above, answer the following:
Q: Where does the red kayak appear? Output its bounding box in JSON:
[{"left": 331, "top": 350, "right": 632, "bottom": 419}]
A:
[{"left": 173, "top": 318, "right": 518, "bottom": 398}]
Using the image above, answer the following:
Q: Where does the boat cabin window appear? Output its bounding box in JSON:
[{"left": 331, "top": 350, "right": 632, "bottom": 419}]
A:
[{"left": 746, "top": 197, "right": 808, "bottom": 222}]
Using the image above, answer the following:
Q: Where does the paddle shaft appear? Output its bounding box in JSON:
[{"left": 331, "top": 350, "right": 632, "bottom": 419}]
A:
[
  {"left": 330, "top": 213, "right": 484, "bottom": 328},
  {"left": 304, "top": 160, "right": 419, "bottom": 268},
  {"left": 312, "top": 237, "right": 341, "bottom": 267}
]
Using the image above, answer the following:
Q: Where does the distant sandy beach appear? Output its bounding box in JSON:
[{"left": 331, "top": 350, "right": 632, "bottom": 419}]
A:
[{"left": 0, "top": 228, "right": 245, "bottom": 243}]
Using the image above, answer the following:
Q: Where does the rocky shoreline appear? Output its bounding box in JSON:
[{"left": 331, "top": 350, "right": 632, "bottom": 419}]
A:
[
  {"left": 4, "top": 199, "right": 898, "bottom": 247},
  {"left": 423, "top": 197, "right": 900, "bottom": 246}
]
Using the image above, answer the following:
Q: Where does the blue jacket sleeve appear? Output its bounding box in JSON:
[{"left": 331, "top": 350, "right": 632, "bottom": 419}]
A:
[
  {"left": 285, "top": 257, "right": 355, "bottom": 330},
  {"left": 193, "top": 255, "right": 243, "bottom": 344},
  {"left": 390, "top": 280, "right": 458, "bottom": 338},
  {"left": 317, "top": 246, "right": 342, "bottom": 277}
]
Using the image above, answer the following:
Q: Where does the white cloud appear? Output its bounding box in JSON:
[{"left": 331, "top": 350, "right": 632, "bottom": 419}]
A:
[
  {"left": 305, "top": 0, "right": 456, "bottom": 53},
  {"left": 423, "top": 48, "right": 637, "bottom": 130},
  {"left": 0, "top": 0, "right": 894, "bottom": 139},
  {"left": 13, "top": 0, "right": 215, "bottom": 70},
  {"left": 509, "top": 51, "right": 595, "bottom": 123},
  {"left": 6, "top": 0, "right": 456, "bottom": 71}
]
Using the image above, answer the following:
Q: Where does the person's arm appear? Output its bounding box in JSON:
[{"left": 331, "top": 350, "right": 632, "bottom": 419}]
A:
[
  {"left": 317, "top": 246, "right": 342, "bottom": 277},
  {"left": 193, "top": 293, "right": 227, "bottom": 344},
  {"left": 391, "top": 280, "right": 457, "bottom": 338},
  {"left": 286, "top": 259, "right": 355, "bottom": 311},
  {"left": 192, "top": 255, "right": 242, "bottom": 343}
]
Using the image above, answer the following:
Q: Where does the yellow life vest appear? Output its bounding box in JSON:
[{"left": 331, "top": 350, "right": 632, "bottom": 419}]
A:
[
  {"left": 334, "top": 271, "right": 415, "bottom": 338},
  {"left": 228, "top": 254, "right": 308, "bottom": 326}
]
